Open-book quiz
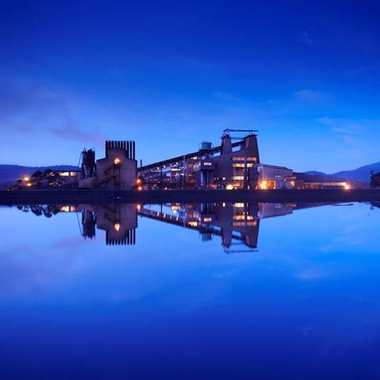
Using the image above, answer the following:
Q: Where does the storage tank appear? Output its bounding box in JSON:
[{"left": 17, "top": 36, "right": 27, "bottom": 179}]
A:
[
  {"left": 200, "top": 141, "right": 212, "bottom": 151},
  {"left": 81, "top": 149, "right": 96, "bottom": 178}
]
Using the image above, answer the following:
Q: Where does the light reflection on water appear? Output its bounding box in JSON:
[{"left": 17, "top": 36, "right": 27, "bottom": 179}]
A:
[{"left": 0, "top": 202, "right": 379, "bottom": 379}]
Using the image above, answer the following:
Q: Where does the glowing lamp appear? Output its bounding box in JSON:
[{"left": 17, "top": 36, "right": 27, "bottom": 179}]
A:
[
  {"left": 259, "top": 181, "right": 268, "bottom": 190},
  {"left": 114, "top": 158, "right": 121, "bottom": 165},
  {"left": 23, "top": 176, "right": 30, "bottom": 182},
  {"left": 114, "top": 223, "right": 121, "bottom": 232}
]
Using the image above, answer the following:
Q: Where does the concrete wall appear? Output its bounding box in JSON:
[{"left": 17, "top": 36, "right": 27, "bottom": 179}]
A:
[
  {"left": 257, "top": 165, "right": 293, "bottom": 181},
  {"left": 96, "top": 148, "right": 137, "bottom": 190}
]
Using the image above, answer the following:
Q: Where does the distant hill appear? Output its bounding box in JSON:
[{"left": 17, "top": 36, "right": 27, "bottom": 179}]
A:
[
  {"left": 304, "top": 171, "right": 327, "bottom": 177},
  {"left": 333, "top": 162, "right": 380, "bottom": 182},
  {"left": 306, "top": 162, "right": 380, "bottom": 183},
  {"left": 0, "top": 165, "right": 80, "bottom": 188}
]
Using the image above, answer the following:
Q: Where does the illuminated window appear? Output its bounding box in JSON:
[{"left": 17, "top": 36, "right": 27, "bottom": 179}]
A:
[
  {"left": 232, "top": 156, "right": 257, "bottom": 162},
  {"left": 60, "top": 206, "right": 77, "bottom": 212},
  {"left": 233, "top": 215, "right": 254, "bottom": 220},
  {"left": 233, "top": 221, "right": 257, "bottom": 227}
]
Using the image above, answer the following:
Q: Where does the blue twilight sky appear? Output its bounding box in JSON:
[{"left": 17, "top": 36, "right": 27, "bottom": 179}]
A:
[{"left": 0, "top": 0, "right": 380, "bottom": 172}]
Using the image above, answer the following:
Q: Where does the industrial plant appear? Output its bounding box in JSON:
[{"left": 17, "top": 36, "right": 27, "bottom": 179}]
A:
[{"left": 10, "top": 130, "right": 353, "bottom": 192}]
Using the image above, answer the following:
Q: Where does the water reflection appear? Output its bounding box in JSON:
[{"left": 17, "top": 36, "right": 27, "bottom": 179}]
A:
[
  {"left": 16, "top": 202, "right": 331, "bottom": 252},
  {"left": 81, "top": 204, "right": 137, "bottom": 245},
  {"left": 2, "top": 202, "right": 380, "bottom": 379}
]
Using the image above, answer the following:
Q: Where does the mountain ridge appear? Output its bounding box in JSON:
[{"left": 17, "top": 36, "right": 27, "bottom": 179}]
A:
[{"left": 306, "top": 161, "right": 380, "bottom": 182}]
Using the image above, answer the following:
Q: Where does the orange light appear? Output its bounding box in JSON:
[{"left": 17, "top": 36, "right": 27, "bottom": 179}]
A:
[
  {"left": 136, "top": 178, "right": 142, "bottom": 185},
  {"left": 259, "top": 181, "right": 268, "bottom": 190},
  {"left": 226, "top": 184, "right": 234, "bottom": 190},
  {"left": 344, "top": 184, "right": 351, "bottom": 190},
  {"left": 114, "top": 223, "right": 121, "bottom": 231},
  {"left": 26, "top": 183, "right": 32, "bottom": 187},
  {"left": 138, "top": 186, "right": 143, "bottom": 191},
  {"left": 23, "top": 176, "right": 30, "bottom": 182},
  {"left": 114, "top": 158, "right": 121, "bottom": 165},
  {"left": 136, "top": 204, "right": 142, "bottom": 211}
]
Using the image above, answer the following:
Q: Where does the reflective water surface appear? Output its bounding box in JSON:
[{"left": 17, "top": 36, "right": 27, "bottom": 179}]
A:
[{"left": 0, "top": 202, "right": 380, "bottom": 379}]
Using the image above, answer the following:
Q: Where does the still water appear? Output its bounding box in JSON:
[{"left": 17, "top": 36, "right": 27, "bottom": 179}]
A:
[{"left": 0, "top": 202, "right": 380, "bottom": 379}]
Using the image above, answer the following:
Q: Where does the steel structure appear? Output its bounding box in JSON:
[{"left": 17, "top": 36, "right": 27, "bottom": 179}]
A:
[{"left": 137, "top": 131, "right": 260, "bottom": 189}]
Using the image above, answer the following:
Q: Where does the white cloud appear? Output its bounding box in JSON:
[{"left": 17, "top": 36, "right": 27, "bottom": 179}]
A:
[
  {"left": 293, "top": 89, "right": 330, "bottom": 103},
  {"left": 0, "top": 77, "right": 105, "bottom": 143}
]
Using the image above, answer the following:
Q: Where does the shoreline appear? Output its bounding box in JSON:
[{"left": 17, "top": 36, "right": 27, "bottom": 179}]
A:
[{"left": 0, "top": 189, "right": 380, "bottom": 205}]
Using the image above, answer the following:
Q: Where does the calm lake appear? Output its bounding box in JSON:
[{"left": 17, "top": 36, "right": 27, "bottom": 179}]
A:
[{"left": 0, "top": 202, "right": 379, "bottom": 379}]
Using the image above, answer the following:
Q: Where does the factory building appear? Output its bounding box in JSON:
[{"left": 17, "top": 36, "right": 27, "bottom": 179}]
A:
[
  {"left": 138, "top": 130, "right": 301, "bottom": 190},
  {"left": 78, "top": 140, "right": 137, "bottom": 190},
  {"left": 256, "top": 165, "right": 295, "bottom": 189},
  {"left": 138, "top": 130, "right": 352, "bottom": 191},
  {"left": 193, "top": 132, "right": 260, "bottom": 189},
  {"left": 294, "top": 173, "right": 352, "bottom": 190},
  {"left": 11, "top": 130, "right": 352, "bottom": 191}
]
